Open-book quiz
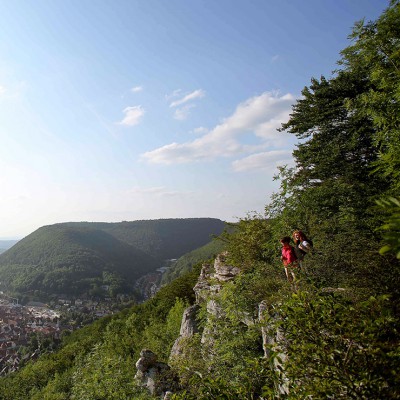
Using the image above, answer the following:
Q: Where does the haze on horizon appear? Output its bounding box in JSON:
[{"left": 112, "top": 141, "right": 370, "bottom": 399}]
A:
[{"left": 0, "top": 0, "right": 386, "bottom": 239}]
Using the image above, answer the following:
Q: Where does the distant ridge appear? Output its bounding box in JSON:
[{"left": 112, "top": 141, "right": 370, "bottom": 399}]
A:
[
  {"left": 0, "top": 218, "right": 225, "bottom": 299},
  {"left": 61, "top": 218, "right": 226, "bottom": 260}
]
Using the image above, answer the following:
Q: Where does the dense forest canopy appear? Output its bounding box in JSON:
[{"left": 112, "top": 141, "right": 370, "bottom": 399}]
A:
[
  {"left": 58, "top": 218, "right": 226, "bottom": 260},
  {"left": 0, "top": 3, "right": 399, "bottom": 399}
]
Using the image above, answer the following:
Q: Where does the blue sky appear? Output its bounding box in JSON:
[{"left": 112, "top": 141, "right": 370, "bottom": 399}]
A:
[{"left": 0, "top": 0, "right": 387, "bottom": 238}]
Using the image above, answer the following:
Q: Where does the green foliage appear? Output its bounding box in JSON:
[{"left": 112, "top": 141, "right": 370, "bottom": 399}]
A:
[
  {"left": 171, "top": 357, "right": 274, "bottom": 400},
  {"left": 340, "top": 1, "right": 400, "bottom": 187},
  {"left": 140, "top": 298, "right": 187, "bottom": 361},
  {"left": 0, "top": 225, "right": 159, "bottom": 298},
  {"left": 267, "top": 291, "right": 400, "bottom": 399},
  {"left": 221, "top": 214, "right": 272, "bottom": 267},
  {"left": 273, "top": 36, "right": 398, "bottom": 296},
  {"left": 71, "top": 345, "right": 137, "bottom": 400},
  {"left": 377, "top": 197, "right": 400, "bottom": 259}
]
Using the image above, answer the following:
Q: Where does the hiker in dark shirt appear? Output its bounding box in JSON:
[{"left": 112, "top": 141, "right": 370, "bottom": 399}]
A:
[{"left": 292, "top": 230, "right": 312, "bottom": 268}]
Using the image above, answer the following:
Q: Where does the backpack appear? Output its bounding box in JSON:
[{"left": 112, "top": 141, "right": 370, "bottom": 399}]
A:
[{"left": 300, "top": 239, "right": 313, "bottom": 254}]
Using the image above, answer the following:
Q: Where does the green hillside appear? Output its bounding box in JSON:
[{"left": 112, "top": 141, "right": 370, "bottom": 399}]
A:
[
  {"left": 161, "top": 234, "right": 228, "bottom": 284},
  {"left": 0, "top": 225, "right": 159, "bottom": 298},
  {"left": 62, "top": 218, "right": 226, "bottom": 260},
  {"left": 0, "top": 218, "right": 225, "bottom": 299}
]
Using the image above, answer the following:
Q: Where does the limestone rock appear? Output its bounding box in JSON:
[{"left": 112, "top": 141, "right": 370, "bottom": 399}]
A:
[
  {"left": 193, "top": 254, "right": 240, "bottom": 303},
  {"left": 193, "top": 263, "right": 213, "bottom": 303},
  {"left": 135, "top": 349, "right": 177, "bottom": 396},
  {"left": 170, "top": 304, "right": 200, "bottom": 358},
  {"left": 178, "top": 304, "right": 200, "bottom": 336},
  {"left": 213, "top": 252, "right": 241, "bottom": 282},
  {"left": 258, "top": 301, "right": 289, "bottom": 396},
  {"left": 135, "top": 349, "right": 157, "bottom": 372}
]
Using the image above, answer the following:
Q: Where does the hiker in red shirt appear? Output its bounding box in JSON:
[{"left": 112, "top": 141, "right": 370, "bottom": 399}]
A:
[{"left": 280, "top": 236, "right": 298, "bottom": 283}]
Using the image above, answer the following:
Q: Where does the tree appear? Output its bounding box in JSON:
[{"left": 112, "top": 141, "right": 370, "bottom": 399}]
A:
[
  {"left": 274, "top": 68, "right": 394, "bottom": 293},
  {"left": 340, "top": 1, "right": 400, "bottom": 190}
]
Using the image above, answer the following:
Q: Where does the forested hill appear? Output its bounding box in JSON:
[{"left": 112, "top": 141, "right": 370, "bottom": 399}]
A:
[
  {"left": 61, "top": 218, "right": 226, "bottom": 260},
  {"left": 0, "top": 218, "right": 225, "bottom": 298}
]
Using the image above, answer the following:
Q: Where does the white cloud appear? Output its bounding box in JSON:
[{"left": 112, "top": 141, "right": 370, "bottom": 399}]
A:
[
  {"left": 174, "top": 104, "right": 195, "bottom": 120},
  {"left": 232, "top": 150, "right": 294, "bottom": 172},
  {"left": 191, "top": 127, "right": 208, "bottom": 135},
  {"left": 142, "top": 91, "right": 295, "bottom": 165},
  {"left": 0, "top": 85, "right": 5, "bottom": 95},
  {"left": 165, "top": 89, "right": 182, "bottom": 101},
  {"left": 118, "top": 106, "right": 145, "bottom": 126},
  {"left": 131, "top": 85, "right": 143, "bottom": 93},
  {"left": 169, "top": 89, "right": 205, "bottom": 108}
]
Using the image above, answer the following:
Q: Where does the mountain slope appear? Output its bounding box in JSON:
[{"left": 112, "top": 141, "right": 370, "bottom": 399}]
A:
[
  {"left": 62, "top": 218, "right": 226, "bottom": 260},
  {"left": 161, "top": 237, "right": 227, "bottom": 284},
  {"left": 0, "top": 218, "right": 225, "bottom": 298},
  {"left": 0, "top": 225, "right": 160, "bottom": 297}
]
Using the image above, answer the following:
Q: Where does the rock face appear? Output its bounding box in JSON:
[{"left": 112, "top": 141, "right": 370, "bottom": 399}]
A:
[
  {"left": 135, "top": 349, "right": 177, "bottom": 397},
  {"left": 138, "top": 252, "right": 286, "bottom": 398},
  {"left": 193, "top": 252, "right": 240, "bottom": 304},
  {"left": 171, "top": 253, "right": 243, "bottom": 358},
  {"left": 213, "top": 252, "right": 241, "bottom": 281},
  {"left": 170, "top": 304, "right": 200, "bottom": 358},
  {"left": 136, "top": 255, "right": 241, "bottom": 398},
  {"left": 191, "top": 253, "right": 287, "bottom": 395},
  {"left": 258, "top": 301, "right": 289, "bottom": 396}
]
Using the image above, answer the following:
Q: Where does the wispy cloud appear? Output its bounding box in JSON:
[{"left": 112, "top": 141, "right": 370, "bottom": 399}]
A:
[
  {"left": 118, "top": 105, "right": 145, "bottom": 126},
  {"left": 128, "top": 186, "right": 194, "bottom": 197},
  {"left": 0, "top": 85, "right": 6, "bottom": 95},
  {"left": 174, "top": 104, "right": 195, "bottom": 120},
  {"left": 169, "top": 89, "right": 205, "bottom": 108},
  {"left": 165, "top": 89, "right": 182, "bottom": 101},
  {"left": 232, "top": 150, "right": 293, "bottom": 172},
  {"left": 142, "top": 91, "right": 295, "bottom": 165},
  {"left": 131, "top": 85, "right": 143, "bottom": 93}
]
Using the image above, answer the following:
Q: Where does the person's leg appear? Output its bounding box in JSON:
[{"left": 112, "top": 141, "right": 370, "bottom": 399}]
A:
[
  {"left": 291, "top": 269, "right": 298, "bottom": 290},
  {"left": 284, "top": 267, "right": 293, "bottom": 282}
]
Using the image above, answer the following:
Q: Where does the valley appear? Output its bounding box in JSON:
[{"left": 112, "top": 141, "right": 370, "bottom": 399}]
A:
[{"left": 0, "top": 218, "right": 225, "bottom": 377}]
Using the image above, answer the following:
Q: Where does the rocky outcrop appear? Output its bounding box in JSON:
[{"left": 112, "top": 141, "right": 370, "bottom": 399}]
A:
[
  {"left": 258, "top": 301, "right": 289, "bottom": 396},
  {"left": 213, "top": 251, "right": 241, "bottom": 281},
  {"left": 176, "top": 253, "right": 244, "bottom": 353},
  {"left": 135, "top": 349, "right": 177, "bottom": 397},
  {"left": 138, "top": 253, "right": 258, "bottom": 398},
  {"left": 193, "top": 253, "right": 241, "bottom": 303},
  {"left": 170, "top": 304, "right": 200, "bottom": 358},
  {"left": 193, "top": 263, "right": 218, "bottom": 303}
]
